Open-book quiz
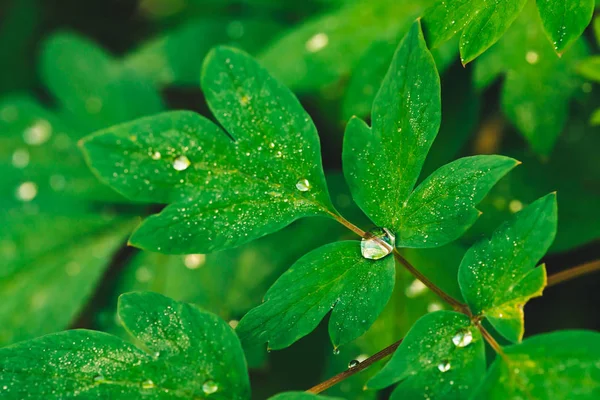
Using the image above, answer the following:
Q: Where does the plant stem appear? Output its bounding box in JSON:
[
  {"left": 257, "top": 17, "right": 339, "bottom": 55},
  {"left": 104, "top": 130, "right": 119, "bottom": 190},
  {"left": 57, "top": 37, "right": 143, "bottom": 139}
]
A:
[
  {"left": 392, "top": 250, "right": 469, "bottom": 314},
  {"left": 474, "top": 320, "right": 505, "bottom": 356},
  {"left": 326, "top": 211, "right": 367, "bottom": 237},
  {"left": 306, "top": 339, "right": 403, "bottom": 394},
  {"left": 547, "top": 259, "right": 600, "bottom": 287}
]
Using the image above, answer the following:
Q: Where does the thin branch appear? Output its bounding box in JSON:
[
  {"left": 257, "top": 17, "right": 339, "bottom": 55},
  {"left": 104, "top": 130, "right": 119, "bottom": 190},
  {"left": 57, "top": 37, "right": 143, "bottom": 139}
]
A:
[
  {"left": 547, "top": 259, "right": 600, "bottom": 288},
  {"left": 475, "top": 321, "right": 505, "bottom": 357},
  {"left": 326, "top": 211, "right": 367, "bottom": 237},
  {"left": 393, "top": 250, "right": 470, "bottom": 314},
  {"left": 306, "top": 339, "right": 403, "bottom": 394}
]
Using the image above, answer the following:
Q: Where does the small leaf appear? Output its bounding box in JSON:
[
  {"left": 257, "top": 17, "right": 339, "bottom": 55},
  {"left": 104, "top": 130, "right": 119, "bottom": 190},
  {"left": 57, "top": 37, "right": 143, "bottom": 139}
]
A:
[
  {"left": 395, "top": 155, "right": 519, "bottom": 248},
  {"left": 41, "top": 32, "right": 163, "bottom": 131},
  {"left": 424, "top": 0, "right": 528, "bottom": 64},
  {"left": 82, "top": 47, "right": 337, "bottom": 254},
  {"left": 0, "top": 292, "right": 251, "bottom": 399},
  {"left": 367, "top": 311, "right": 486, "bottom": 399},
  {"left": 458, "top": 193, "right": 557, "bottom": 342},
  {"left": 473, "top": 330, "right": 600, "bottom": 399},
  {"left": 236, "top": 241, "right": 395, "bottom": 350},
  {"left": 536, "top": 0, "right": 594, "bottom": 54}
]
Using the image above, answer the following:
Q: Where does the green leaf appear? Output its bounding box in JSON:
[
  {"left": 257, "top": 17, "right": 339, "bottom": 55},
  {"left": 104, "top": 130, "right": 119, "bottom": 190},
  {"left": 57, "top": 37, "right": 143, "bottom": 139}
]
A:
[
  {"left": 474, "top": 2, "right": 588, "bottom": 155},
  {"left": 423, "top": 0, "right": 528, "bottom": 64},
  {"left": 343, "top": 23, "right": 514, "bottom": 248},
  {"left": 458, "top": 193, "right": 557, "bottom": 343},
  {"left": 343, "top": 22, "right": 440, "bottom": 229},
  {"left": 82, "top": 47, "right": 336, "bottom": 254},
  {"left": 259, "top": 0, "right": 430, "bottom": 90},
  {"left": 367, "top": 311, "right": 486, "bottom": 399},
  {"left": 473, "top": 330, "right": 600, "bottom": 399},
  {"left": 236, "top": 241, "right": 395, "bottom": 350},
  {"left": 123, "top": 18, "right": 282, "bottom": 87},
  {"left": 0, "top": 292, "right": 250, "bottom": 400},
  {"left": 41, "top": 32, "right": 164, "bottom": 131},
  {"left": 395, "top": 155, "right": 519, "bottom": 248},
  {"left": 268, "top": 393, "right": 345, "bottom": 400},
  {"left": 537, "top": 0, "right": 594, "bottom": 54},
  {"left": 577, "top": 56, "right": 600, "bottom": 81}
]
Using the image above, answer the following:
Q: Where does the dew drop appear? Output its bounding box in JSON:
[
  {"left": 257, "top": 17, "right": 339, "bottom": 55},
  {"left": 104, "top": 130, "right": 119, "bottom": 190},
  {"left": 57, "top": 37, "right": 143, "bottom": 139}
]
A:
[
  {"left": 184, "top": 254, "right": 205, "bottom": 269},
  {"left": 305, "top": 32, "right": 329, "bottom": 52},
  {"left": 438, "top": 361, "right": 451, "bottom": 372},
  {"left": 16, "top": 181, "right": 37, "bottom": 202},
  {"left": 151, "top": 151, "right": 161, "bottom": 160},
  {"left": 348, "top": 359, "right": 360, "bottom": 369},
  {"left": 173, "top": 155, "right": 190, "bottom": 171},
  {"left": 141, "top": 379, "right": 156, "bottom": 389},
  {"left": 202, "top": 380, "right": 219, "bottom": 394},
  {"left": 295, "top": 178, "right": 311, "bottom": 192},
  {"left": 333, "top": 348, "right": 340, "bottom": 355},
  {"left": 23, "top": 119, "right": 52, "bottom": 145},
  {"left": 360, "top": 227, "right": 395, "bottom": 260},
  {"left": 452, "top": 330, "right": 473, "bottom": 348},
  {"left": 93, "top": 374, "right": 105, "bottom": 383}
]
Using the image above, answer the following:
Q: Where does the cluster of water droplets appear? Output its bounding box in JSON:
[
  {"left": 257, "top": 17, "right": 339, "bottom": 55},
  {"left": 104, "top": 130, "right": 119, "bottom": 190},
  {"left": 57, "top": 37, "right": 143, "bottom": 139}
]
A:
[{"left": 360, "top": 227, "right": 395, "bottom": 260}]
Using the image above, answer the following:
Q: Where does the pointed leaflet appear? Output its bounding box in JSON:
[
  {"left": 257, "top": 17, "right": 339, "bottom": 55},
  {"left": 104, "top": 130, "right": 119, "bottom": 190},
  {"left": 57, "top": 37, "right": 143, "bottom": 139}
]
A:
[
  {"left": 236, "top": 241, "right": 395, "bottom": 350},
  {"left": 423, "top": 0, "right": 527, "bottom": 64},
  {"left": 473, "top": 331, "right": 600, "bottom": 399},
  {"left": 368, "top": 311, "right": 486, "bottom": 399},
  {"left": 0, "top": 292, "right": 250, "bottom": 400},
  {"left": 82, "top": 47, "right": 336, "bottom": 254},
  {"left": 474, "top": 3, "right": 588, "bottom": 155},
  {"left": 537, "top": 0, "right": 594, "bottom": 54},
  {"left": 458, "top": 194, "right": 557, "bottom": 343},
  {"left": 343, "top": 23, "right": 516, "bottom": 248},
  {"left": 41, "top": 33, "right": 163, "bottom": 132}
]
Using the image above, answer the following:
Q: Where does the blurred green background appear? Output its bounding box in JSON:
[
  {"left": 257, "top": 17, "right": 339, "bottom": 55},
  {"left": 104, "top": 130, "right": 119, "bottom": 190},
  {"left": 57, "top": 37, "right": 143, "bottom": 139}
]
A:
[{"left": 0, "top": 0, "right": 599, "bottom": 398}]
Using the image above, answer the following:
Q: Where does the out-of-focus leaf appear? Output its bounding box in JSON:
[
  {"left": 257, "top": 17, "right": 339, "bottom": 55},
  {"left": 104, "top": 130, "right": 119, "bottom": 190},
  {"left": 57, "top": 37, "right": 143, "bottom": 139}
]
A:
[
  {"left": 259, "top": 0, "right": 431, "bottom": 91},
  {"left": 0, "top": 292, "right": 251, "bottom": 399},
  {"left": 474, "top": 2, "right": 588, "bottom": 155}
]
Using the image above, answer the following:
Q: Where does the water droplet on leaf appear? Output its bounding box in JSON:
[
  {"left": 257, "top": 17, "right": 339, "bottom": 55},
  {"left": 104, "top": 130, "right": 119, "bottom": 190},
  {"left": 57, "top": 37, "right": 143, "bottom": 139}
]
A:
[
  {"left": 202, "top": 380, "right": 219, "bottom": 394},
  {"left": 438, "top": 361, "right": 451, "bottom": 372},
  {"left": 173, "top": 155, "right": 190, "bottom": 171},
  {"left": 296, "top": 178, "right": 311, "bottom": 192},
  {"left": 348, "top": 359, "right": 360, "bottom": 368},
  {"left": 151, "top": 151, "right": 161, "bottom": 160},
  {"left": 305, "top": 32, "right": 329, "bottom": 52},
  {"left": 141, "top": 379, "right": 155, "bottom": 389},
  {"left": 452, "top": 330, "right": 473, "bottom": 348},
  {"left": 361, "top": 228, "right": 395, "bottom": 260}
]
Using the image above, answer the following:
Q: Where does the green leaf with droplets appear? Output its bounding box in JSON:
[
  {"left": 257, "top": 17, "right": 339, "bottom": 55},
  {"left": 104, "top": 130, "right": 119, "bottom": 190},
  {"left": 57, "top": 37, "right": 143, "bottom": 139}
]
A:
[
  {"left": 474, "top": 2, "right": 588, "bottom": 155},
  {"left": 81, "top": 46, "right": 337, "bottom": 254},
  {"left": 473, "top": 330, "right": 600, "bottom": 399},
  {"left": 41, "top": 32, "right": 164, "bottom": 132},
  {"left": 0, "top": 292, "right": 250, "bottom": 400},
  {"left": 423, "top": 0, "right": 528, "bottom": 64},
  {"left": 343, "top": 23, "right": 515, "bottom": 248},
  {"left": 258, "top": 0, "right": 430, "bottom": 91},
  {"left": 236, "top": 241, "right": 395, "bottom": 350},
  {"left": 458, "top": 194, "right": 557, "bottom": 343},
  {"left": 367, "top": 311, "right": 486, "bottom": 399},
  {"left": 536, "top": 0, "right": 594, "bottom": 54},
  {"left": 268, "top": 393, "right": 345, "bottom": 400}
]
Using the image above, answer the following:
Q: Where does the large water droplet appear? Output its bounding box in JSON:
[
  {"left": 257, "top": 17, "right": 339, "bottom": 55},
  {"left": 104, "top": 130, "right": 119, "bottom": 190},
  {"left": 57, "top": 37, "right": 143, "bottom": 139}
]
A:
[
  {"left": 16, "top": 181, "right": 37, "bottom": 202},
  {"left": 296, "top": 178, "right": 311, "bottom": 192},
  {"left": 184, "top": 254, "right": 205, "bottom": 269},
  {"left": 202, "top": 380, "right": 219, "bottom": 394},
  {"left": 437, "top": 361, "right": 451, "bottom": 372},
  {"left": 23, "top": 120, "right": 52, "bottom": 145},
  {"left": 173, "top": 155, "right": 190, "bottom": 171},
  {"left": 452, "top": 330, "right": 473, "bottom": 348},
  {"left": 141, "top": 379, "right": 156, "bottom": 389},
  {"left": 361, "top": 228, "right": 395, "bottom": 260},
  {"left": 93, "top": 374, "right": 105, "bottom": 383},
  {"left": 348, "top": 359, "right": 360, "bottom": 369}
]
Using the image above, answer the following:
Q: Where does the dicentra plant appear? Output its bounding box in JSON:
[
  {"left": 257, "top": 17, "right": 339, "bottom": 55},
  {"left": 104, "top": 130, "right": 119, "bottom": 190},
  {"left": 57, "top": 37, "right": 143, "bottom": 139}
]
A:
[{"left": 0, "top": 20, "right": 598, "bottom": 400}]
